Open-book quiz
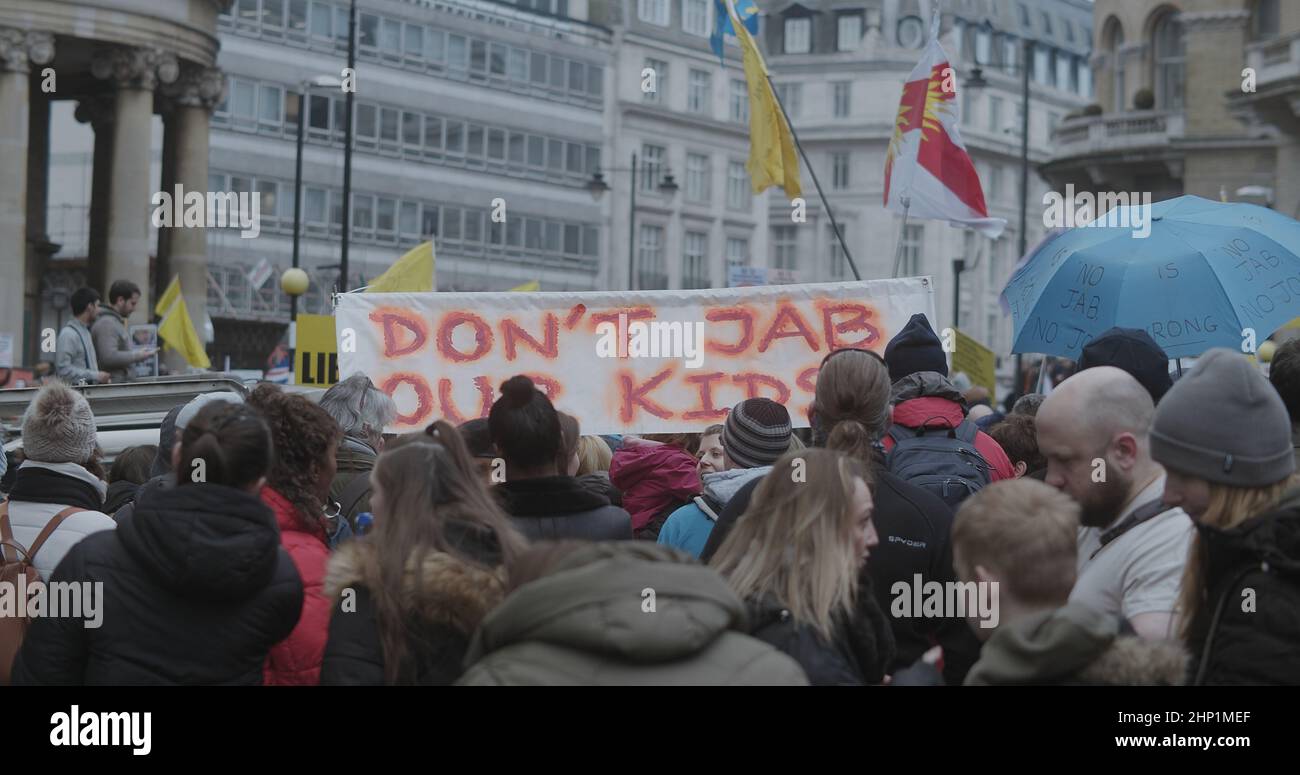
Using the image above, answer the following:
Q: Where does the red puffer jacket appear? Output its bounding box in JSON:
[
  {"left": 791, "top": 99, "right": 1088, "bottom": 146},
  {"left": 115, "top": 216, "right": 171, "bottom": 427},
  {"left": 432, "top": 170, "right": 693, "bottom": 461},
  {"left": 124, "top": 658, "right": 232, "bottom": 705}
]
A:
[
  {"left": 609, "top": 443, "right": 701, "bottom": 535},
  {"left": 261, "top": 486, "right": 331, "bottom": 685},
  {"left": 883, "top": 396, "right": 1016, "bottom": 481}
]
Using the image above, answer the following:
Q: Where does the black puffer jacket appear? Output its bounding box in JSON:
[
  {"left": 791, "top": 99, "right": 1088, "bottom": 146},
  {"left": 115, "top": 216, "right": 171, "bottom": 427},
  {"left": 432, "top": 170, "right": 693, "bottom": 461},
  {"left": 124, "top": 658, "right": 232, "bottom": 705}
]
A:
[
  {"left": 12, "top": 482, "right": 303, "bottom": 685},
  {"left": 1187, "top": 487, "right": 1300, "bottom": 686},
  {"left": 320, "top": 522, "right": 505, "bottom": 685},
  {"left": 746, "top": 567, "right": 895, "bottom": 686},
  {"left": 496, "top": 475, "right": 632, "bottom": 541}
]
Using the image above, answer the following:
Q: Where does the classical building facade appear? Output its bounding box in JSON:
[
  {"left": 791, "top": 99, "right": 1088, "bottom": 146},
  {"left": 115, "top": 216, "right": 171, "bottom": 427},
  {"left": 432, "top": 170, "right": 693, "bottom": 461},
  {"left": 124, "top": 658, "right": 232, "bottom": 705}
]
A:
[
  {"left": 0, "top": 0, "right": 227, "bottom": 369},
  {"left": 1043, "top": 0, "right": 1300, "bottom": 224},
  {"left": 761, "top": 0, "right": 1092, "bottom": 364}
]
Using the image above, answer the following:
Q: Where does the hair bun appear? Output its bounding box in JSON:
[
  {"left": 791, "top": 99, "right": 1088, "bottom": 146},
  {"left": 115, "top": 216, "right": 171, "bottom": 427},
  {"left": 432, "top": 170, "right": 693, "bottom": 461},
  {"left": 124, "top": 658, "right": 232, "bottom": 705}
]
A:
[{"left": 500, "top": 375, "right": 537, "bottom": 407}]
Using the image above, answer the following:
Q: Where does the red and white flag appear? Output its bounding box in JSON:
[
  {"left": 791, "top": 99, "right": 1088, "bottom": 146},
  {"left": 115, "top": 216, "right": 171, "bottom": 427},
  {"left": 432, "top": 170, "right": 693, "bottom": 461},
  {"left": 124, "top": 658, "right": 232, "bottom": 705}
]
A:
[{"left": 884, "top": 15, "right": 1006, "bottom": 239}]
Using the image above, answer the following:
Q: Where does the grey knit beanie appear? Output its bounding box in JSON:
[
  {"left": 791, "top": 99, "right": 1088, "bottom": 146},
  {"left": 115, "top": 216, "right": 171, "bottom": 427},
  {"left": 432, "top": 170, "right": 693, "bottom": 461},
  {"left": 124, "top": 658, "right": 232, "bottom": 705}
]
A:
[
  {"left": 1150, "top": 348, "right": 1294, "bottom": 487},
  {"left": 21, "top": 381, "right": 97, "bottom": 464},
  {"left": 723, "top": 398, "right": 792, "bottom": 468}
]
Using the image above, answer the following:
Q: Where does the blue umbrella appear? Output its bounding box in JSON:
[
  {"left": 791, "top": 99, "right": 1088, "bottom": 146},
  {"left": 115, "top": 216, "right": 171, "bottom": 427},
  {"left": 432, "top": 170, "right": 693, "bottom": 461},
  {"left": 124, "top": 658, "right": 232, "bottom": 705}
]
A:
[{"left": 1001, "top": 195, "right": 1300, "bottom": 360}]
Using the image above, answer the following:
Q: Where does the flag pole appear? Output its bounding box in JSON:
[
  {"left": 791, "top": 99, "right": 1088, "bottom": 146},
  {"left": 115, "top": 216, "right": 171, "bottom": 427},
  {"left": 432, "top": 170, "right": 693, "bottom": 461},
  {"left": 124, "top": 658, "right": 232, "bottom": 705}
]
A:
[
  {"left": 892, "top": 196, "right": 912, "bottom": 277},
  {"left": 765, "top": 73, "right": 861, "bottom": 282}
]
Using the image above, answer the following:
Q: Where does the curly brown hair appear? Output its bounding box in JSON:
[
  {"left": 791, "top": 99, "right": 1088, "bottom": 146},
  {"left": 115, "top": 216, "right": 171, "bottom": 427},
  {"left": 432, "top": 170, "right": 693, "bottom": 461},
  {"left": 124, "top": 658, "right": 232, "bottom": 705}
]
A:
[{"left": 247, "top": 383, "right": 342, "bottom": 532}]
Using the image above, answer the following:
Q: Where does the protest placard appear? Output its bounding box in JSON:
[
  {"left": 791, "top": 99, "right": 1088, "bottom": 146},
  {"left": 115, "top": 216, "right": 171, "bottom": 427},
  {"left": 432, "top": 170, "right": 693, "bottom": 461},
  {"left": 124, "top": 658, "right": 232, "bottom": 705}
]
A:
[{"left": 335, "top": 278, "right": 935, "bottom": 434}]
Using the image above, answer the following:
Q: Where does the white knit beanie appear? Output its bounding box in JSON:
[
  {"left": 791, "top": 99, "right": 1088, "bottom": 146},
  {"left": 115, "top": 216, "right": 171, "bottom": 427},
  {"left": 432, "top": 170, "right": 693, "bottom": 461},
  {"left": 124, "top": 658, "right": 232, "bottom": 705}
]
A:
[{"left": 21, "top": 381, "right": 97, "bottom": 464}]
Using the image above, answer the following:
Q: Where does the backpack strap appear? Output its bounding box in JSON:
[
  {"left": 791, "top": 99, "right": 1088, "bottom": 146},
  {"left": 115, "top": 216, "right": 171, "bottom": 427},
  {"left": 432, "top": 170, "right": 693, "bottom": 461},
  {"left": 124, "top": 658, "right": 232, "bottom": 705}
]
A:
[
  {"left": 338, "top": 472, "right": 372, "bottom": 522},
  {"left": 953, "top": 419, "right": 979, "bottom": 444},
  {"left": 24, "top": 506, "right": 86, "bottom": 565},
  {"left": 693, "top": 495, "right": 721, "bottom": 522},
  {"left": 0, "top": 501, "right": 17, "bottom": 564},
  {"left": 886, "top": 423, "right": 916, "bottom": 446}
]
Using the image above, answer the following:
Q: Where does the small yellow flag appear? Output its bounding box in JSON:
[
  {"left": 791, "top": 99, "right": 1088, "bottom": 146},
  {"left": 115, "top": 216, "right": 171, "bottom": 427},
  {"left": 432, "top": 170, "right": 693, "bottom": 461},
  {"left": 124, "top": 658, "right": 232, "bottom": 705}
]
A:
[
  {"left": 157, "top": 289, "right": 211, "bottom": 369},
  {"left": 155, "top": 274, "right": 181, "bottom": 318},
  {"left": 367, "top": 241, "right": 436, "bottom": 293},
  {"left": 728, "top": 0, "right": 802, "bottom": 199},
  {"left": 510, "top": 280, "right": 540, "bottom": 292}
]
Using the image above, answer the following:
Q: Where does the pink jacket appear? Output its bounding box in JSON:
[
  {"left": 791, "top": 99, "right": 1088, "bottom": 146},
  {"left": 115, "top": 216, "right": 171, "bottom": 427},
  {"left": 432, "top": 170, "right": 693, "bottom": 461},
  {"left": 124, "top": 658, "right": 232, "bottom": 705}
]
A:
[{"left": 609, "top": 444, "right": 702, "bottom": 532}]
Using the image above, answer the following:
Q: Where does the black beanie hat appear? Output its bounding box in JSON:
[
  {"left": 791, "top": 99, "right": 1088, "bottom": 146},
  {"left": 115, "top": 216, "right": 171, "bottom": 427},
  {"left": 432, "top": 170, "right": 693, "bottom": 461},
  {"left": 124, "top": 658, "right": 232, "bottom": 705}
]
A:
[
  {"left": 1076, "top": 327, "right": 1173, "bottom": 405},
  {"left": 884, "top": 313, "right": 948, "bottom": 384}
]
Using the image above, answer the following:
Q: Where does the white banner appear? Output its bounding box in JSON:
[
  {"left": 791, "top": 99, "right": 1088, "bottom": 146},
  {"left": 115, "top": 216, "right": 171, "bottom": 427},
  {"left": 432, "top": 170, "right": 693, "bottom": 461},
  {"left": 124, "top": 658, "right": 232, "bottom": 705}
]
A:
[{"left": 335, "top": 278, "right": 936, "bottom": 434}]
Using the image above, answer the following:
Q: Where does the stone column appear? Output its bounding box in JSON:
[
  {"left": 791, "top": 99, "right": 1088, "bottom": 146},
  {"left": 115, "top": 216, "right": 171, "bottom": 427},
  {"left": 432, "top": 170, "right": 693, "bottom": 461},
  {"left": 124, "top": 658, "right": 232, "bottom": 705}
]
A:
[
  {"left": 26, "top": 86, "right": 52, "bottom": 365},
  {"left": 161, "top": 65, "right": 225, "bottom": 356},
  {"left": 74, "top": 95, "right": 115, "bottom": 298},
  {"left": 1181, "top": 10, "right": 1251, "bottom": 136},
  {"left": 91, "top": 46, "right": 180, "bottom": 325},
  {"left": 0, "top": 28, "right": 53, "bottom": 367}
]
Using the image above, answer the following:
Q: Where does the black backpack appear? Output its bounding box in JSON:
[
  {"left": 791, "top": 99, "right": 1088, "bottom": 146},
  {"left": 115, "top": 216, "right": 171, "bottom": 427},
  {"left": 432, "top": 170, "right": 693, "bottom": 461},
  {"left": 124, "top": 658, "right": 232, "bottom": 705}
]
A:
[{"left": 885, "top": 417, "right": 991, "bottom": 507}]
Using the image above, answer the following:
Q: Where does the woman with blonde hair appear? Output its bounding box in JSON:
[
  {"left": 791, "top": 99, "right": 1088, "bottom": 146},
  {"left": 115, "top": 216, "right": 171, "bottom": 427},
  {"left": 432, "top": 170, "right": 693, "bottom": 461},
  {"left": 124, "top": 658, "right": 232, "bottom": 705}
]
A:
[
  {"left": 1150, "top": 348, "right": 1300, "bottom": 685},
  {"left": 710, "top": 448, "right": 893, "bottom": 685},
  {"left": 321, "top": 420, "right": 528, "bottom": 685}
]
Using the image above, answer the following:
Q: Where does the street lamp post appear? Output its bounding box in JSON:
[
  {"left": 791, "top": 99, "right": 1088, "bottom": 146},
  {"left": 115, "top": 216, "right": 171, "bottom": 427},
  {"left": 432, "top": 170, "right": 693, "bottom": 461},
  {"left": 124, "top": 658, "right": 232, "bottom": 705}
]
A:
[
  {"left": 340, "top": 0, "right": 358, "bottom": 294},
  {"left": 965, "top": 36, "right": 1036, "bottom": 401},
  {"left": 292, "top": 76, "right": 344, "bottom": 323},
  {"left": 586, "top": 153, "right": 679, "bottom": 290}
]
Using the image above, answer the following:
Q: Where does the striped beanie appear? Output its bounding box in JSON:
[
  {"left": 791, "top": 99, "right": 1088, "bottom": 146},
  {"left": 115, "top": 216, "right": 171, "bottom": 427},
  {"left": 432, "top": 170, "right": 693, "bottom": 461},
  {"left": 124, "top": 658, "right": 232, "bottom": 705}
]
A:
[{"left": 723, "top": 398, "right": 792, "bottom": 468}]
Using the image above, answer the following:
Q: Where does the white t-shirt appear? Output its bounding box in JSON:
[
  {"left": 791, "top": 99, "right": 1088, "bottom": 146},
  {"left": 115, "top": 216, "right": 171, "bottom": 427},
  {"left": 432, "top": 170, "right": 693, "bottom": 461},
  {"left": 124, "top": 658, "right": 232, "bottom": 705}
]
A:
[{"left": 1070, "top": 474, "right": 1193, "bottom": 623}]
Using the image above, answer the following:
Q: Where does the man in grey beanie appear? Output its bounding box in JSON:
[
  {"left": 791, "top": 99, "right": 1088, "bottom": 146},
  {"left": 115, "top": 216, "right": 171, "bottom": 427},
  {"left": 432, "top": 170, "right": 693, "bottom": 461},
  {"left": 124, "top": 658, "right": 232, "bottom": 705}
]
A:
[{"left": 1036, "top": 366, "right": 1193, "bottom": 641}]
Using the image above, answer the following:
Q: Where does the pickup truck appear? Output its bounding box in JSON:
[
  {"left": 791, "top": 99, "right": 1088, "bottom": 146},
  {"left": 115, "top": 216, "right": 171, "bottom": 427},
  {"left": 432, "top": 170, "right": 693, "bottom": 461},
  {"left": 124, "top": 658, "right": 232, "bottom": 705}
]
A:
[{"left": 1, "top": 375, "right": 325, "bottom": 467}]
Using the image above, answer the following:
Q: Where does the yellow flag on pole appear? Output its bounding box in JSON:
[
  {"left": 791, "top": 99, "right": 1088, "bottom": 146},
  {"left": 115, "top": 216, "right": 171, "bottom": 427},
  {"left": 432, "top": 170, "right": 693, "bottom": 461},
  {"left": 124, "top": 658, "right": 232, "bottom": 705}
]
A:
[
  {"left": 157, "top": 286, "right": 212, "bottom": 369},
  {"left": 155, "top": 274, "right": 181, "bottom": 318},
  {"left": 727, "top": 0, "right": 802, "bottom": 199},
  {"left": 366, "top": 241, "right": 436, "bottom": 293}
]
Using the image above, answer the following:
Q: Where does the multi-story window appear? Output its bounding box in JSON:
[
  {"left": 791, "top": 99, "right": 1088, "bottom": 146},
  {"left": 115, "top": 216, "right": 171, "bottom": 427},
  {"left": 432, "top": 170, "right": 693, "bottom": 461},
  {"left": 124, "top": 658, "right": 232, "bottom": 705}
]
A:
[
  {"left": 784, "top": 18, "right": 811, "bottom": 54},
  {"left": 831, "top": 152, "right": 850, "bottom": 190},
  {"left": 685, "top": 152, "right": 711, "bottom": 203},
  {"left": 1063, "top": 20, "right": 1074, "bottom": 44},
  {"left": 837, "top": 13, "right": 862, "bottom": 52},
  {"left": 775, "top": 82, "right": 802, "bottom": 117},
  {"left": 772, "top": 225, "right": 798, "bottom": 270},
  {"left": 638, "top": 224, "right": 667, "bottom": 289},
  {"left": 687, "top": 69, "right": 712, "bottom": 114},
  {"left": 644, "top": 58, "right": 667, "bottom": 103},
  {"left": 827, "top": 223, "right": 848, "bottom": 280},
  {"left": 726, "top": 237, "right": 749, "bottom": 269},
  {"left": 988, "top": 96, "right": 1003, "bottom": 132},
  {"left": 683, "top": 232, "right": 710, "bottom": 289},
  {"left": 729, "top": 79, "right": 748, "bottom": 123},
  {"left": 1033, "top": 45, "right": 1051, "bottom": 87},
  {"left": 986, "top": 163, "right": 1002, "bottom": 203},
  {"left": 1254, "top": 0, "right": 1281, "bottom": 40},
  {"left": 683, "top": 0, "right": 710, "bottom": 37},
  {"left": 897, "top": 15, "right": 924, "bottom": 48},
  {"left": 1001, "top": 35, "right": 1018, "bottom": 69},
  {"left": 900, "top": 224, "right": 923, "bottom": 276},
  {"left": 641, "top": 144, "right": 666, "bottom": 193},
  {"left": 1040, "top": 12, "right": 1054, "bottom": 37},
  {"left": 727, "top": 161, "right": 749, "bottom": 210},
  {"left": 832, "top": 81, "right": 851, "bottom": 118},
  {"left": 1153, "top": 13, "right": 1186, "bottom": 110},
  {"left": 638, "top": 0, "right": 669, "bottom": 26},
  {"left": 1017, "top": 2, "right": 1031, "bottom": 28},
  {"left": 1055, "top": 51, "right": 1070, "bottom": 92},
  {"left": 975, "top": 26, "right": 992, "bottom": 64}
]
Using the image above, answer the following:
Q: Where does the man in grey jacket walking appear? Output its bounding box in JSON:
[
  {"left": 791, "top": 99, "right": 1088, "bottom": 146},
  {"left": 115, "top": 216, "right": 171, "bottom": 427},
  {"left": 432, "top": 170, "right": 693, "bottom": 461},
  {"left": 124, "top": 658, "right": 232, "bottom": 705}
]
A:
[
  {"left": 56, "top": 287, "right": 109, "bottom": 385},
  {"left": 92, "top": 280, "right": 156, "bottom": 383}
]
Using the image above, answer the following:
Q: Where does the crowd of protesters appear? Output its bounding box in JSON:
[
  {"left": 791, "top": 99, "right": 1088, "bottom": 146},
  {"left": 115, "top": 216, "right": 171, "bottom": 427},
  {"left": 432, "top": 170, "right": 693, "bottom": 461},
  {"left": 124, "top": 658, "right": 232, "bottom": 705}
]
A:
[{"left": 3, "top": 312, "right": 1299, "bottom": 686}]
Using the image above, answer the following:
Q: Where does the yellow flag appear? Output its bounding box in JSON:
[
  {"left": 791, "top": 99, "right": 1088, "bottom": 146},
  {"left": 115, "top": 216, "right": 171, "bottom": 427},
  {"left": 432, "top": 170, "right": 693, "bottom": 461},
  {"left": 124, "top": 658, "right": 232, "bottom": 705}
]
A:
[
  {"left": 510, "top": 280, "right": 540, "bottom": 292},
  {"left": 367, "top": 241, "right": 436, "bottom": 293},
  {"left": 728, "top": 0, "right": 802, "bottom": 199},
  {"left": 155, "top": 274, "right": 181, "bottom": 317},
  {"left": 157, "top": 291, "right": 211, "bottom": 369}
]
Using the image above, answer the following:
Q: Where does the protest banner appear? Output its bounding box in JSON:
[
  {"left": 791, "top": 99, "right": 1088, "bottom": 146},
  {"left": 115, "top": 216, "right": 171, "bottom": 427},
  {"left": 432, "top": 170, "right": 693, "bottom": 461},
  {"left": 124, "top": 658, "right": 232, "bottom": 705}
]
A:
[
  {"left": 952, "top": 329, "right": 996, "bottom": 397},
  {"left": 335, "top": 278, "right": 935, "bottom": 434},
  {"left": 295, "top": 314, "right": 339, "bottom": 387}
]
